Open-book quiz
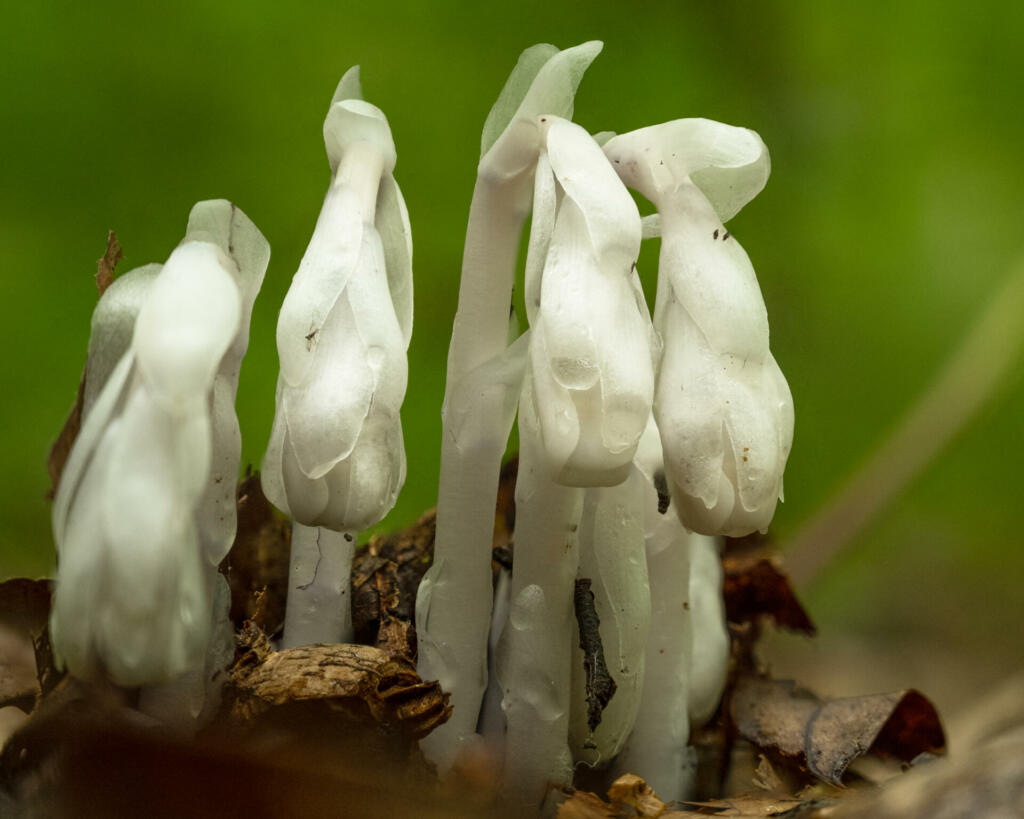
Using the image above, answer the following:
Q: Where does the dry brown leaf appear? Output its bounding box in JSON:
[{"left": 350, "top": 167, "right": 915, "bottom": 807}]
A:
[
  {"left": 557, "top": 789, "right": 619, "bottom": 818},
  {"left": 722, "top": 548, "right": 815, "bottom": 635},
  {"left": 730, "top": 675, "right": 945, "bottom": 787},
  {"left": 677, "top": 793, "right": 833, "bottom": 817},
  {"left": 95, "top": 230, "right": 121, "bottom": 297}
]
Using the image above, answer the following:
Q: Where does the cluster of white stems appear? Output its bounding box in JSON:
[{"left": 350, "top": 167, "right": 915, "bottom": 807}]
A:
[{"left": 49, "top": 41, "right": 792, "bottom": 809}]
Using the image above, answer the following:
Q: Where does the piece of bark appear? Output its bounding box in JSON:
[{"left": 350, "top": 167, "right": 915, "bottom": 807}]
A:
[
  {"left": 223, "top": 471, "right": 290, "bottom": 635},
  {"left": 573, "top": 578, "right": 616, "bottom": 733},
  {"left": 221, "top": 630, "right": 451, "bottom": 742},
  {"left": 605, "top": 774, "right": 666, "bottom": 816},
  {"left": 729, "top": 675, "right": 946, "bottom": 786}
]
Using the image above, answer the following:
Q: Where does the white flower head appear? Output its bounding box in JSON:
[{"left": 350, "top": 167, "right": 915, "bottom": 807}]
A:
[
  {"left": 263, "top": 67, "right": 411, "bottom": 532},
  {"left": 604, "top": 119, "right": 793, "bottom": 535},
  {"left": 525, "top": 117, "right": 656, "bottom": 486},
  {"left": 51, "top": 201, "right": 269, "bottom": 685}
]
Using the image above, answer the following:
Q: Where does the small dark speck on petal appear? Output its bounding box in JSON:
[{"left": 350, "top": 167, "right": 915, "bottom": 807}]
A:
[
  {"left": 344, "top": 533, "right": 354, "bottom": 542},
  {"left": 724, "top": 231, "right": 730, "bottom": 240},
  {"left": 614, "top": 159, "right": 620, "bottom": 164},
  {"left": 713, "top": 229, "right": 719, "bottom": 240}
]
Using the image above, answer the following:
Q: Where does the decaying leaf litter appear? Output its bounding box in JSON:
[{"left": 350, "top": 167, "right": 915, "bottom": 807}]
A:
[{"left": 1, "top": 454, "right": 966, "bottom": 816}]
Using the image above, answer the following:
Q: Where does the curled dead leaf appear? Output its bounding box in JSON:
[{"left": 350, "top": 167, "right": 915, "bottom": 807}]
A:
[{"left": 730, "top": 675, "right": 945, "bottom": 786}]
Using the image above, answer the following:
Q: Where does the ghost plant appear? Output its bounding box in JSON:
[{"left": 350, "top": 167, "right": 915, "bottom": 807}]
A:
[
  {"left": 51, "top": 201, "right": 268, "bottom": 703},
  {"left": 412, "top": 44, "right": 792, "bottom": 813},
  {"left": 415, "top": 41, "right": 603, "bottom": 774},
  {"left": 262, "top": 67, "right": 411, "bottom": 649},
  {"left": 603, "top": 120, "right": 793, "bottom": 536}
]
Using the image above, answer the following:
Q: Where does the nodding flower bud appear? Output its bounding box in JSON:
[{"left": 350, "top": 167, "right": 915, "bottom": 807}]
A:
[
  {"left": 50, "top": 201, "right": 268, "bottom": 686},
  {"left": 263, "top": 66, "right": 411, "bottom": 532},
  {"left": 604, "top": 119, "right": 793, "bottom": 536},
  {"left": 525, "top": 116, "right": 657, "bottom": 487}
]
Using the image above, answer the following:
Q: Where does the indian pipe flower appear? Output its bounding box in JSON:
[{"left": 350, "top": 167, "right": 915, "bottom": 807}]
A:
[
  {"left": 604, "top": 119, "right": 794, "bottom": 536},
  {"left": 51, "top": 200, "right": 269, "bottom": 686},
  {"left": 524, "top": 115, "right": 657, "bottom": 486},
  {"left": 262, "top": 67, "right": 410, "bottom": 648}
]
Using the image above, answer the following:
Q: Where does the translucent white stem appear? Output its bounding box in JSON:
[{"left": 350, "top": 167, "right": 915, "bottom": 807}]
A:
[
  {"left": 612, "top": 503, "right": 694, "bottom": 801},
  {"left": 569, "top": 470, "right": 651, "bottom": 766},
  {"left": 282, "top": 523, "right": 355, "bottom": 648},
  {"left": 416, "top": 177, "right": 529, "bottom": 774},
  {"left": 497, "top": 397, "right": 584, "bottom": 811}
]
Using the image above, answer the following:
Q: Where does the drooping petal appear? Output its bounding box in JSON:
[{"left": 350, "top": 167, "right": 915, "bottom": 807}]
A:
[
  {"left": 132, "top": 241, "right": 242, "bottom": 411},
  {"left": 524, "top": 150, "right": 556, "bottom": 327},
  {"left": 282, "top": 285, "right": 375, "bottom": 479},
  {"left": 545, "top": 117, "right": 641, "bottom": 275},
  {"left": 276, "top": 183, "right": 365, "bottom": 387},
  {"left": 320, "top": 409, "right": 406, "bottom": 531},
  {"left": 53, "top": 353, "right": 135, "bottom": 545},
  {"left": 375, "top": 174, "right": 413, "bottom": 346},
  {"left": 603, "top": 118, "right": 769, "bottom": 223},
  {"left": 658, "top": 182, "right": 769, "bottom": 360},
  {"left": 195, "top": 376, "right": 242, "bottom": 564}
]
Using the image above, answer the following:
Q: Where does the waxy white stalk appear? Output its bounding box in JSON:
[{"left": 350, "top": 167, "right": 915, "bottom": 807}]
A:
[
  {"left": 568, "top": 468, "right": 650, "bottom": 766},
  {"left": 687, "top": 532, "right": 729, "bottom": 727},
  {"left": 604, "top": 120, "right": 794, "bottom": 536},
  {"left": 263, "top": 67, "right": 410, "bottom": 648},
  {"left": 611, "top": 417, "right": 695, "bottom": 800},
  {"left": 496, "top": 380, "right": 583, "bottom": 811},
  {"left": 416, "top": 42, "right": 602, "bottom": 774},
  {"left": 51, "top": 200, "right": 268, "bottom": 689}
]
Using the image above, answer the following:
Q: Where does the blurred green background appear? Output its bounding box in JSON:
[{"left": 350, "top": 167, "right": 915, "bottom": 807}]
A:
[{"left": 2, "top": 1, "right": 1022, "bottom": 726}]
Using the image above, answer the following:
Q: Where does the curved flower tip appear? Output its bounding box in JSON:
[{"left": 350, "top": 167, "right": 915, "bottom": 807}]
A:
[
  {"left": 133, "top": 241, "right": 242, "bottom": 412},
  {"left": 479, "top": 40, "right": 603, "bottom": 185},
  {"left": 324, "top": 78, "right": 396, "bottom": 176},
  {"left": 526, "top": 118, "right": 655, "bottom": 487},
  {"left": 603, "top": 118, "right": 769, "bottom": 223},
  {"left": 655, "top": 303, "right": 793, "bottom": 536}
]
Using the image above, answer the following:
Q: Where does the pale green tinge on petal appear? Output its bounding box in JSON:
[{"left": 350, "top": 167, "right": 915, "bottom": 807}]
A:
[
  {"left": 524, "top": 151, "right": 556, "bottom": 327},
  {"left": 324, "top": 99, "right": 397, "bottom": 175},
  {"left": 331, "top": 64, "right": 363, "bottom": 106},
  {"left": 480, "top": 43, "right": 559, "bottom": 158},
  {"left": 544, "top": 117, "right": 641, "bottom": 274},
  {"left": 480, "top": 41, "right": 603, "bottom": 180},
  {"left": 375, "top": 174, "right": 414, "bottom": 347},
  {"left": 133, "top": 242, "right": 242, "bottom": 411},
  {"left": 591, "top": 130, "right": 615, "bottom": 147},
  {"left": 604, "top": 118, "right": 769, "bottom": 223},
  {"left": 276, "top": 184, "right": 365, "bottom": 387},
  {"left": 84, "top": 264, "right": 161, "bottom": 417},
  {"left": 53, "top": 353, "right": 135, "bottom": 545}
]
